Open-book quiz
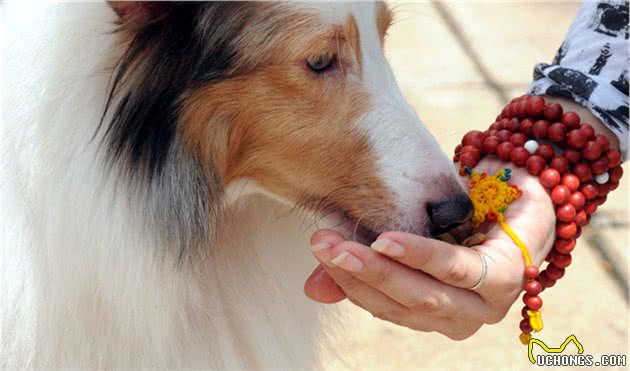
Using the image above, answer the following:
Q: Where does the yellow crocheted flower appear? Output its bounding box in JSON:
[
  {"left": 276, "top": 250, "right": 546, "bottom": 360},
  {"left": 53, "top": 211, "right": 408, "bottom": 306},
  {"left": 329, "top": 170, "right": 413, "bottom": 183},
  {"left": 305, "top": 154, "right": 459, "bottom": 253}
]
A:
[{"left": 468, "top": 168, "right": 521, "bottom": 228}]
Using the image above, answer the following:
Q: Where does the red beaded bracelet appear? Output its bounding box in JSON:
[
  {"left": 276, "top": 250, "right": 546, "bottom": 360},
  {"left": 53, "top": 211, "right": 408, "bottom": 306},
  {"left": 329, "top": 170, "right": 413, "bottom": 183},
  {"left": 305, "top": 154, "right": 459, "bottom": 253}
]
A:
[{"left": 453, "top": 95, "right": 624, "bottom": 344}]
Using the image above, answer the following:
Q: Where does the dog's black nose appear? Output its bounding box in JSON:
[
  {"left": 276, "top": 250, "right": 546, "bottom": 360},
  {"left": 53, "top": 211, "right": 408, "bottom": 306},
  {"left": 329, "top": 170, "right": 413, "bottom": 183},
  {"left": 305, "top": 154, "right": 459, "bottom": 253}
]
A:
[{"left": 427, "top": 194, "right": 473, "bottom": 234}]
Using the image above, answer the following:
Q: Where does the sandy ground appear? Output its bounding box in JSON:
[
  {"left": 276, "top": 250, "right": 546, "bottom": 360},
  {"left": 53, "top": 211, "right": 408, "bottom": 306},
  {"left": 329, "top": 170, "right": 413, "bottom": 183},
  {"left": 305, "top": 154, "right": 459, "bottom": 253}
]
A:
[{"left": 321, "top": 2, "right": 629, "bottom": 370}]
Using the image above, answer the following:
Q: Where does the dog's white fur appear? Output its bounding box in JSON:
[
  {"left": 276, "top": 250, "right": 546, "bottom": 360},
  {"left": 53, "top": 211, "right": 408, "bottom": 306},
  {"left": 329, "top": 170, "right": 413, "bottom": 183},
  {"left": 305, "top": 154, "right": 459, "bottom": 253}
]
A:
[{"left": 1, "top": 2, "right": 456, "bottom": 368}]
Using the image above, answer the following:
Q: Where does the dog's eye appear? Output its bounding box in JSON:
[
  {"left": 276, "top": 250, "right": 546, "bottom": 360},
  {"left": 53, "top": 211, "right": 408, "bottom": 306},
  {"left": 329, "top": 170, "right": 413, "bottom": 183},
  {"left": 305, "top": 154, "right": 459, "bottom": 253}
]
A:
[{"left": 306, "top": 54, "right": 335, "bottom": 73}]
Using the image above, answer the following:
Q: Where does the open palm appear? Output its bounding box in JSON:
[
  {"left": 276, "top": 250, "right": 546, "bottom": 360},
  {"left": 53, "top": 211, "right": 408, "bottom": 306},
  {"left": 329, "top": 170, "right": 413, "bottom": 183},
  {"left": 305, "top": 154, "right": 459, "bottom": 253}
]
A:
[{"left": 305, "top": 158, "right": 555, "bottom": 339}]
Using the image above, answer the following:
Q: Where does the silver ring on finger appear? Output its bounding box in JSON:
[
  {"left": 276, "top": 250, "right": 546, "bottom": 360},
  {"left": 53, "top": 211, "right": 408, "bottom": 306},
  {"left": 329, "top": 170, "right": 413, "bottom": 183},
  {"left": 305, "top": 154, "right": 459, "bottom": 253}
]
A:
[{"left": 468, "top": 253, "right": 488, "bottom": 291}]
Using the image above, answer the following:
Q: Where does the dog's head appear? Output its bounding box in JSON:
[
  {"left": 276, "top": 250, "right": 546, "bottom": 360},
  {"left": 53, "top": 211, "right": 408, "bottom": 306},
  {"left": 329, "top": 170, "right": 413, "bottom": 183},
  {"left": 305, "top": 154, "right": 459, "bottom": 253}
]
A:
[{"left": 105, "top": 1, "right": 471, "bottom": 251}]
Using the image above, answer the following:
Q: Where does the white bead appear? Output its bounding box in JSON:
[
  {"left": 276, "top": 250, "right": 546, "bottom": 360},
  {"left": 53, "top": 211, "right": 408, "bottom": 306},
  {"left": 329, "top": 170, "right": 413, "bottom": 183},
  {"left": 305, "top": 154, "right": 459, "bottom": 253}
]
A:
[
  {"left": 524, "top": 140, "right": 539, "bottom": 155},
  {"left": 595, "top": 172, "right": 609, "bottom": 184}
]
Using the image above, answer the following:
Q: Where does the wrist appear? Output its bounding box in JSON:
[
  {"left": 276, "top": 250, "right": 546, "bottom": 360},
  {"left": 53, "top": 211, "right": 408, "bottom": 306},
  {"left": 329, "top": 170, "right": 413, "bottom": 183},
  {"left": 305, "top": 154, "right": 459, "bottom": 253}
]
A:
[{"left": 540, "top": 95, "right": 620, "bottom": 152}]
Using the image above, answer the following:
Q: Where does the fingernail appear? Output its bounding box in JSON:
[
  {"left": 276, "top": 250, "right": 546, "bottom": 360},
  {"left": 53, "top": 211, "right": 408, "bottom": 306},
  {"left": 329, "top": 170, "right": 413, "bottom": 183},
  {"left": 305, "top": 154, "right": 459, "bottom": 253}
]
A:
[
  {"left": 310, "top": 242, "right": 333, "bottom": 267},
  {"left": 331, "top": 251, "right": 363, "bottom": 272},
  {"left": 371, "top": 239, "right": 405, "bottom": 257},
  {"left": 310, "top": 242, "right": 331, "bottom": 252}
]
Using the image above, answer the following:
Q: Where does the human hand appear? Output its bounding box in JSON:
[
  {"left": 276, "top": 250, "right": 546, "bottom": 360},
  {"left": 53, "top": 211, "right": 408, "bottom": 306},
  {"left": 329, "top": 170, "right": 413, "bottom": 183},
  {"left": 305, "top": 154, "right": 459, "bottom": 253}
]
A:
[{"left": 305, "top": 158, "right": 556, "bottom": 340}]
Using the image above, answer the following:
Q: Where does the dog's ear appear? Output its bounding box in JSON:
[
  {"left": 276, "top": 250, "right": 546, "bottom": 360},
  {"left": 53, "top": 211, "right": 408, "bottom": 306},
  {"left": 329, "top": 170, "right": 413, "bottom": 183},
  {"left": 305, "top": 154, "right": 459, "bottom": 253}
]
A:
[{"left": 109, "top": 1, "right": 173, "bottom": 28}]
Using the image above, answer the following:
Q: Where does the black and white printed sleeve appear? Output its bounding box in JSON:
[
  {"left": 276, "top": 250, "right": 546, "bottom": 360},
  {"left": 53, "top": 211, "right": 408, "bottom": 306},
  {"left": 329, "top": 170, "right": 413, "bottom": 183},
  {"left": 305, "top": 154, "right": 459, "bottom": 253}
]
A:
[{"left": 528, "top": 0, "right": 629, "bottom": 157}]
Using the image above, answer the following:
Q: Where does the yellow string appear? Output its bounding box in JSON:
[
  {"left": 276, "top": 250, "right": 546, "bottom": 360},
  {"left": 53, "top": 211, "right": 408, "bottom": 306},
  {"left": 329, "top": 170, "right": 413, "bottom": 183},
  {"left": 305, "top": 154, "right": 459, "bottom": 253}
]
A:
[
  {"left": 498, "top": 218, "right": 532, "bottom": 267},
  {"left": 466, "top": 167, "right": 542, "bottom": 342}
]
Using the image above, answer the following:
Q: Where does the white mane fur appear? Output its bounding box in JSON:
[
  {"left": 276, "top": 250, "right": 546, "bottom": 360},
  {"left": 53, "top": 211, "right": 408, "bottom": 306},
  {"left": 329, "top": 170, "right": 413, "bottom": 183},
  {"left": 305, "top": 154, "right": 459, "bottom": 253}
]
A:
[{"left": 1, "top": 3, "right": 346, "bottom": 368}]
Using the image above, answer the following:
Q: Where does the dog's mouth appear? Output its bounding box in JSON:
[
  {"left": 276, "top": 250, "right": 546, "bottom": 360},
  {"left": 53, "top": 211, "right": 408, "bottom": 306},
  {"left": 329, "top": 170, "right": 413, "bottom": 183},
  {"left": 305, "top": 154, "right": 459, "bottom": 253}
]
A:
[
  {"left": 331, "top": 211, "right": 381, "bottom": 245},
  {"left": 321, "top": 210, "right": 475, "bottom": 247},
  {"left": 314, "top": 199, "right": 474, "bottom": 245},
  {"left": 435, "top": 220, "right": 475, "bottom": 244}
]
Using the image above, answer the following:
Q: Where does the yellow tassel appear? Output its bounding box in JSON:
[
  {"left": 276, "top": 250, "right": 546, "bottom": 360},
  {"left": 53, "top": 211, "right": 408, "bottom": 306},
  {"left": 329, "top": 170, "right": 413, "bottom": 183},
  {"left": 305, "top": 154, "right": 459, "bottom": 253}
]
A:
[{"left": 528, "top": 310, "right": 544, "bottom": 332}]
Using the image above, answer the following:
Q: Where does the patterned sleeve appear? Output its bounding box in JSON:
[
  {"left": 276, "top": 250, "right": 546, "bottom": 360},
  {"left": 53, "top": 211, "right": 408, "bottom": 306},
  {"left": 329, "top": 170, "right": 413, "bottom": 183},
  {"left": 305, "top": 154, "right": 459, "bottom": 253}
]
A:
[{"left": 528, "top": 0, "right": 629, "bottom": 157}]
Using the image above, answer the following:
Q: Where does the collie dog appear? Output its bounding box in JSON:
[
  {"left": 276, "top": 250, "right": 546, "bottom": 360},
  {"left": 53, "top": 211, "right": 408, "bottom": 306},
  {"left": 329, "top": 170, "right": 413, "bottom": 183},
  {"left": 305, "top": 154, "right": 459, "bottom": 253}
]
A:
[{"left": 1, "top": 2, "right": 471, "bottom": 368}]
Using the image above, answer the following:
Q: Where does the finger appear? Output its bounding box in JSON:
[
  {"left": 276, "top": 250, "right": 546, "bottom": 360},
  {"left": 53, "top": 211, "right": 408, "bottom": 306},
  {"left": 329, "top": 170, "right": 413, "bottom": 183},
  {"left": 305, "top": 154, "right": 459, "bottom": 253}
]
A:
[
  {"left": 306, "top": 229, "right": 348, "bottom": 302},
  {"left": 310, "top": 234, "right": 491, "bottom": 330},
  {"left": 371, "top": 232, "right": 487, "bottom": 290},
  {"left": 309, "top": 229, "right": 348, "bottom": 267},
  {"left": 324, "top": 241, "right": 492, "bottom": 320},
  {"left": 310, "top": 228, "right": 347, "bottom": 246},
  {"left": 319, "top": 262, "right": 463, "bottom": 336},
  {"left": 304, "top": 264, "right": 346, "bottom": 303},
  {"left": 310, "top": 231, "right": 419, "bottom": 319},
  {"left": 311, "top": 240, "right": 412, "bottom": 319}
]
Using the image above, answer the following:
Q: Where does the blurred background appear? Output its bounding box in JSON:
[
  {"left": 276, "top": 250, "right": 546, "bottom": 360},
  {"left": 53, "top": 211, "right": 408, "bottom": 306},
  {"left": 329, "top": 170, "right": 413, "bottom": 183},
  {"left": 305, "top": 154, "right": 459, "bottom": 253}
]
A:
[{"left": 323, "top": 2, "right": 629, "bottom": 369}]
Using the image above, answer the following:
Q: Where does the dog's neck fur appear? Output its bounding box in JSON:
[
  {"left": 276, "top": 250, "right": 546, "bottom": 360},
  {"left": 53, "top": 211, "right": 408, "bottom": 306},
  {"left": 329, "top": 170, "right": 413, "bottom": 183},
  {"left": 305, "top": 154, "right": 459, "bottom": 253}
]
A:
[{"left": 1, "top": 3, "right": 344, "bottom": 368}]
